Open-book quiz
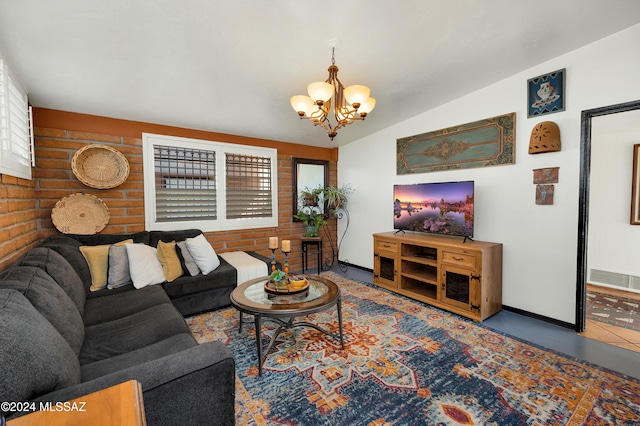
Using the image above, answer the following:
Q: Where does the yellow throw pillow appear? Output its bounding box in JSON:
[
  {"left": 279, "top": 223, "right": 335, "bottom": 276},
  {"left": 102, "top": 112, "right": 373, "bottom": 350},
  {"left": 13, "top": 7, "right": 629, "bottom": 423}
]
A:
[
  {"left": 157, "top": 240, "right": 184, "bottom": 282},
  {"left": 80, "top": 239, "right": 133, "bottom": 291}
]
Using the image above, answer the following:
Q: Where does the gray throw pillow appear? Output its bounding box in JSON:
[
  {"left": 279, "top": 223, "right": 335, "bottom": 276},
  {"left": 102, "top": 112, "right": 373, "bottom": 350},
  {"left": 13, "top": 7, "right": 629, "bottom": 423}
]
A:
[
  {"left": 177, "top": 241, "right": 200, "bottom": 276},
  {"left": 0, "top": 289, "right": 80, "bottom": 409},
  {"left": 107, "top": 245, "right": 133, "bottom": 289}
]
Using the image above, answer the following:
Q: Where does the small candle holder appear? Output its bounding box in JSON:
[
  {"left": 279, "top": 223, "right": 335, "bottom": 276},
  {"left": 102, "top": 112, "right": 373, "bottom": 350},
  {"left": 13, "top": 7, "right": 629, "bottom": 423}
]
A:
[
  {"left": 270, "top": 249, "right": 276, "bottom": 272},
  {"left": 283, "top": 252, "right": 289, "bottom": 276},
  {"left": 281, "top": 240, "right": 291, "bottom": 277},
  {"left": 268, "top": 236, "right": 279, "bottom": 272}
]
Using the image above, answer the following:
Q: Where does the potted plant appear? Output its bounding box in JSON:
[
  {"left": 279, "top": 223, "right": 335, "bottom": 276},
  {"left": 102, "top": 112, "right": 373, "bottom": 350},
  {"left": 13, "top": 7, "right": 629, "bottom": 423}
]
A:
[
  {"left": 293, "top": 209, "right": 327, "bottom": 237},
  {"left": 299, "top": 185, "right": 324, "bottom": 207},
  {"left": 323, "top": 184, "right": 353, "bottom": 210},
  {"left": 269, "top": 269, "right": 287, "bottom": 290}
]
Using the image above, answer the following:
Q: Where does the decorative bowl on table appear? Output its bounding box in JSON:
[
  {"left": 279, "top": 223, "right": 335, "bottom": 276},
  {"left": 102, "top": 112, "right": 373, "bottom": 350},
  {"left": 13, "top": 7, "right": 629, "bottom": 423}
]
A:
[{"left": 288, "top": 275, "right": 308, "bottom": 290}]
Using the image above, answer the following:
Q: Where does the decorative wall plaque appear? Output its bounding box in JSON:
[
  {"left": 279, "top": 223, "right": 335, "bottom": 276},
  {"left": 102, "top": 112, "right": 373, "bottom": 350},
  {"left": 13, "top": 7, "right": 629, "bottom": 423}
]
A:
[
  {"left": 527, "top": 69, "right": 565, "bottom": 117},
  {"left": 533, "top": 167, "right": 559, "bottom": 184},
  {"left": 536, "top": 184, "right": 554, "bottom": 205},
  {"left": 529, "top": 121, "right": 561, "bottom": 154},
  {"left": 396, "top": 112, "right": 516, "bottom": 175}
]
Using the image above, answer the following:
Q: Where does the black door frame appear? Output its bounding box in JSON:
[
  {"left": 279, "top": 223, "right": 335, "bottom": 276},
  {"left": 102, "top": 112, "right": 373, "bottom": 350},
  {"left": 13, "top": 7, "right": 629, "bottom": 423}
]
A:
[{"left": 576, "top": 99, "right": 640, "bottom": 332}]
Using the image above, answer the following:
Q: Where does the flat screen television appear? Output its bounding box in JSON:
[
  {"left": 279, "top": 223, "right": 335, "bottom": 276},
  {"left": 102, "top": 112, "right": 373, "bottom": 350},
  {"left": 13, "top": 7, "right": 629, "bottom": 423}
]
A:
[{"left": 393, "top": 181, "right": 474, "bottom": 238}]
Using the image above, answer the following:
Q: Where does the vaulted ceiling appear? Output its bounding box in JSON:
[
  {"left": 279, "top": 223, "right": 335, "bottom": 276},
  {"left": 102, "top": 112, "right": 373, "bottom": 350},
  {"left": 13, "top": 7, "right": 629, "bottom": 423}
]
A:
[{"left": 1, "top": 1, "right": 640, "bottom": 147}]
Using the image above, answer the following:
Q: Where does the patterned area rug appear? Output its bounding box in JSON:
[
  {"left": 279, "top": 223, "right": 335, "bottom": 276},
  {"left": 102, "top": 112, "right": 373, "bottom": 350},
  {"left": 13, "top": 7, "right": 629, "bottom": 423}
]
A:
[
  {"left": 587, "top": 289, "right": 640, "bottom": 331},
  {"left": 186, "top": 272, "right": 640, "bottom": 425}
]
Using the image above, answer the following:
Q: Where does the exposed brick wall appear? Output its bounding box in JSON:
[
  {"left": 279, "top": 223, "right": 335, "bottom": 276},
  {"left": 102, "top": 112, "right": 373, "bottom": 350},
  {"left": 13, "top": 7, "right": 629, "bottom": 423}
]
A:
[
  {"left": 35, "top": 128, "right": 145, "bottom": 237},
  {"left": 0, "top": 174, "right": 38, "bottom": 271},
  {"left": 29, "top": 109, "right": 339, "bottom": 274}
]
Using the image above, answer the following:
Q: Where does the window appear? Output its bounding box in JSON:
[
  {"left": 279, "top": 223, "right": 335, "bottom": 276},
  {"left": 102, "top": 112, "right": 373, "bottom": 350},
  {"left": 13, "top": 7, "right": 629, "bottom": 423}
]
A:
[
  {"left": 143, "top": 133, "right": 278, "bottom": 232},
  {"left": 0, "top": 46, "right": 33, "bottom": 180}
]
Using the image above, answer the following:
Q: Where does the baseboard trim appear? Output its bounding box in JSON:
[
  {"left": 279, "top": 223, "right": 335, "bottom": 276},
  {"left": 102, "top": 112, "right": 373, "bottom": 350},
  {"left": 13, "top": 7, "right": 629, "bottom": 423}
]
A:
[
  {"left": 502, "top": 305, "right": 574, "bottom": 330},
  {"left": 337, "top": 261, "right": 372, "bottom": 273}
]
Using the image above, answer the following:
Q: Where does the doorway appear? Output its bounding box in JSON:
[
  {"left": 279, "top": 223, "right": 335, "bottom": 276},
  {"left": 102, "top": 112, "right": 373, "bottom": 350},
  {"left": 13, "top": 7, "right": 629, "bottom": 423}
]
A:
[{"left": 577, "top": 100, "right": 640, "bottom": 340}]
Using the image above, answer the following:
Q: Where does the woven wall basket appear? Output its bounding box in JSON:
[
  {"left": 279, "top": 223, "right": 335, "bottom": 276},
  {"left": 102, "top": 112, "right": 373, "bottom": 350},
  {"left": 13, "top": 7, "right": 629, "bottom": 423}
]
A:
[
  {"left": 72, "top": 144, "right": 130, "bottom": 189},
  {"left": 51, "top": 193, "right": 110, "bottom": 234}
]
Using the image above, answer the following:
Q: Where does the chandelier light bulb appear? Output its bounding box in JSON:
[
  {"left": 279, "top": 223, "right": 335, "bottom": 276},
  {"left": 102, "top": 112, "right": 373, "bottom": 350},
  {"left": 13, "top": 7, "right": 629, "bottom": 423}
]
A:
[
  {"left": 358, "top": 97, "right": 376, "bottom": 115},
  {"left": 343, "top": 85, "right": 371, "bottom": 108},
  {"left": 307, "top": 81, "right": 334, "bottom": 103},
  {"left": 290, "top": 95, "right": 316, "bottom": 117}
]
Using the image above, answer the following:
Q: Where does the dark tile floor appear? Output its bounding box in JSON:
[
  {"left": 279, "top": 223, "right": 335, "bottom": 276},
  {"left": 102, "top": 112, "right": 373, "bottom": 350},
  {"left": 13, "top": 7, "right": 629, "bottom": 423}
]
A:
[{"left": 326, "top": 263, "right": 640, "bottom": 380}]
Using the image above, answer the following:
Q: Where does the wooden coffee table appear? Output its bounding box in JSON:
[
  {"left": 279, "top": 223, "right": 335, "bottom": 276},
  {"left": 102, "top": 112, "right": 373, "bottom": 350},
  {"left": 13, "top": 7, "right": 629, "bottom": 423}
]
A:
[{"left": 230, "top": 275, "right": 344, "bottom": 375}]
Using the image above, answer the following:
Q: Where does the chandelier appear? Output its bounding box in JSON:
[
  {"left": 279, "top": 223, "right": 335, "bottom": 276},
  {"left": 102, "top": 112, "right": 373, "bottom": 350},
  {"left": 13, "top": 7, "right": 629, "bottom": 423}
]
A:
[{"left": 290, "top": 46, "right": 376, "bottom": 140}]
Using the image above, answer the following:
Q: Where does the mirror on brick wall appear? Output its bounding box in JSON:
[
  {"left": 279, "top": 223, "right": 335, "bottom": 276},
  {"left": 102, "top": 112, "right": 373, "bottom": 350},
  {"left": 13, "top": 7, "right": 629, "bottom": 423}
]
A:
[{"left": 292, "top": 158, "right": 328, "bottom": 219}]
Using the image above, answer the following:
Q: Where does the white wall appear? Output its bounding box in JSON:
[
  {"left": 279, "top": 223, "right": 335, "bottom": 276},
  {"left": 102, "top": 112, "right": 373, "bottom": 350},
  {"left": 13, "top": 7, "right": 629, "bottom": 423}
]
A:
[
  {"left": 337, "top": 24, "right": 640, "bottom": 324},
  {"left": 589, "top": 110, "right": 640, "bottom": 279}
]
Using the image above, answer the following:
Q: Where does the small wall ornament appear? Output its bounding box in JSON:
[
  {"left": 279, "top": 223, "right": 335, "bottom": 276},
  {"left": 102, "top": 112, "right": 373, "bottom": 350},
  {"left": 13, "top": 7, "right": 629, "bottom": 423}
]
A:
[
  {"left": 533, "top": 167, "right": 559, "bottom": 184},
  {"left": 533, "top": 167, "right": 559, "bottom": 205},
  {"left": 529, "top": 121, "right": 561, "bottom": 154},
  {"left": 535, "top": 185, "right": 555, "bottom": 205}
]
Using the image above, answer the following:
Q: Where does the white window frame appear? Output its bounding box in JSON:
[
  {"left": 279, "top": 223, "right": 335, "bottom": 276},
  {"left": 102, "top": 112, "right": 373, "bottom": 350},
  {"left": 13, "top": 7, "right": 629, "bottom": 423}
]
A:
[
  {"left": 0, "top": 45, "right": 33, "bottom": 180},
  {"left": 143, "top": 133, "right": 278, "bottom": 232}
]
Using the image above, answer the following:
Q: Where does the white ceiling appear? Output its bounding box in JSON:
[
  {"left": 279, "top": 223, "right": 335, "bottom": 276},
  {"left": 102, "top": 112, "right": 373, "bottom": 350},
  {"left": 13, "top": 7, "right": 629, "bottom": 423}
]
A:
[{"left": 1, "top": 1, "right": 640, "bottom": 147}]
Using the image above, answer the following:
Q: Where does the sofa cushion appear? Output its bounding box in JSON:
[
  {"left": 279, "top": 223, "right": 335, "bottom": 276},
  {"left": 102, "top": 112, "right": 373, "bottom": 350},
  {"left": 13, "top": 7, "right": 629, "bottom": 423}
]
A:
[
  {"left": 80, "top": 302, "right": 191, "bottom": 365},
  {"left": 157, "top": 240, "right": 184, "bottom": 282},
  {"left": 107, "top": 245, "right": 133, "bottom": 289},
  {"left": 163, "top": 258, "right": 236, "bottom": 298},
  {"left": 186, "top": 234, "right": 220, "bottom": 274},
  {"left": 80, "top": 239, "right": 133, "bottom": 292},
  {"left": 80, "top": 333, "right": 197, "bottom": 381},
  {"left": 17, "top": 247, "right": 86, "bottom": 316},
  {"left": 149, "top": 229, "right": 202, "bottom": 248},
  {"left": 65, "top": 231, "right": 150, "bottom": 246},
  {"left": 126, "top": 244, "right": 166, "bottom": 289},
  {"left": 0, "top": 289, "right": 81, "bottom": 409},
  {"left": 41, "top": 235, "right": 93, "bottom": 290},
  {"left": 0, "top": 266, "right": 85, "bottom": 355},
  {"left": 83, "top": 285, "right": 172, "bottom": 327}
]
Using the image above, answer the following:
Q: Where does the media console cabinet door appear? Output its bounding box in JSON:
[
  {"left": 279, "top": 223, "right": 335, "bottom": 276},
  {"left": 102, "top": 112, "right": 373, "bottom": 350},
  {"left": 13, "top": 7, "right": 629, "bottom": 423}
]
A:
[
  {"left": 440, "top": 264, "right": 481, "bottom": 316},
  {"left": 374, "top": 237, "right": 398, "bottom": 288}
]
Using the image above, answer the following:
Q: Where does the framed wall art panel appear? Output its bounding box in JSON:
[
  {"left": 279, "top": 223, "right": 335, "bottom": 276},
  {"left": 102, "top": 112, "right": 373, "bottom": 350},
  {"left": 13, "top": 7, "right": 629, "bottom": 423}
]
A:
[{"left": 396, "top": 112, "right": 515, "bottom": 175}]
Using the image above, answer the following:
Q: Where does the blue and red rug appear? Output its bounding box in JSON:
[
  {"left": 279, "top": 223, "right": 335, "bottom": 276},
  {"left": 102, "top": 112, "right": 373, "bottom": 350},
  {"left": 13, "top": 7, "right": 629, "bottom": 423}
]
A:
[{"left": 186, "top": 272, "right": 640, "bottom": 425}]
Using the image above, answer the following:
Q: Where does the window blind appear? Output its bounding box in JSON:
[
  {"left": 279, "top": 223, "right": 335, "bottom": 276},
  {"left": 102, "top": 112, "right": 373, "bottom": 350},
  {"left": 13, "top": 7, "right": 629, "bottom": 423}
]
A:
[
  {"left": 154, "top": 145, "right": 217, "bottom": 221},
  {"left": 0, "top": 55, "right": 32, "bottom": 180},
  {"left": 225, "top": 153, "right": 273, "bottom": 219}
]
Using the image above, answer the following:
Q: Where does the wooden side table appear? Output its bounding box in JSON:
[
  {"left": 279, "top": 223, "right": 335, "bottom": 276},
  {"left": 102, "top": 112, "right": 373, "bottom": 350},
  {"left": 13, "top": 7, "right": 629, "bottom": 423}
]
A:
[
  {"left": 7, "top": 380, "right": 146, "bottom": 426},
  {"left": 301, "top": 237, "right": 322, "bottom": 274}
]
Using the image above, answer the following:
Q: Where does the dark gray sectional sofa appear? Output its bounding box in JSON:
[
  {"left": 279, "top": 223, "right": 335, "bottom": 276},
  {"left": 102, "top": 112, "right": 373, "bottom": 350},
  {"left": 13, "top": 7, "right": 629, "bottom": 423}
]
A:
[{"left": 0, "top": 229, "right": 273, "bottom": 424}]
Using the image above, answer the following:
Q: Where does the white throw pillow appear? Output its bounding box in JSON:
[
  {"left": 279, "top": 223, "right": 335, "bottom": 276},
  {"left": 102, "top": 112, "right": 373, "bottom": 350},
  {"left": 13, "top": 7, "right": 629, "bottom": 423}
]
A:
[
  {"left": 126, "top": 244, "right": 166, "bottom": 289},
  {"left": 185, "top": 234, "right": 220, "bottom": 275}
]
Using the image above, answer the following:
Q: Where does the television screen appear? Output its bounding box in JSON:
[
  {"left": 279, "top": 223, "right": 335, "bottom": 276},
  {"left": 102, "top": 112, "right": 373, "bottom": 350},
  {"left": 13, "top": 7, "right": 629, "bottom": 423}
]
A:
[{"left": 393, "top": 181, "right": 474, "bottom": 237}]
